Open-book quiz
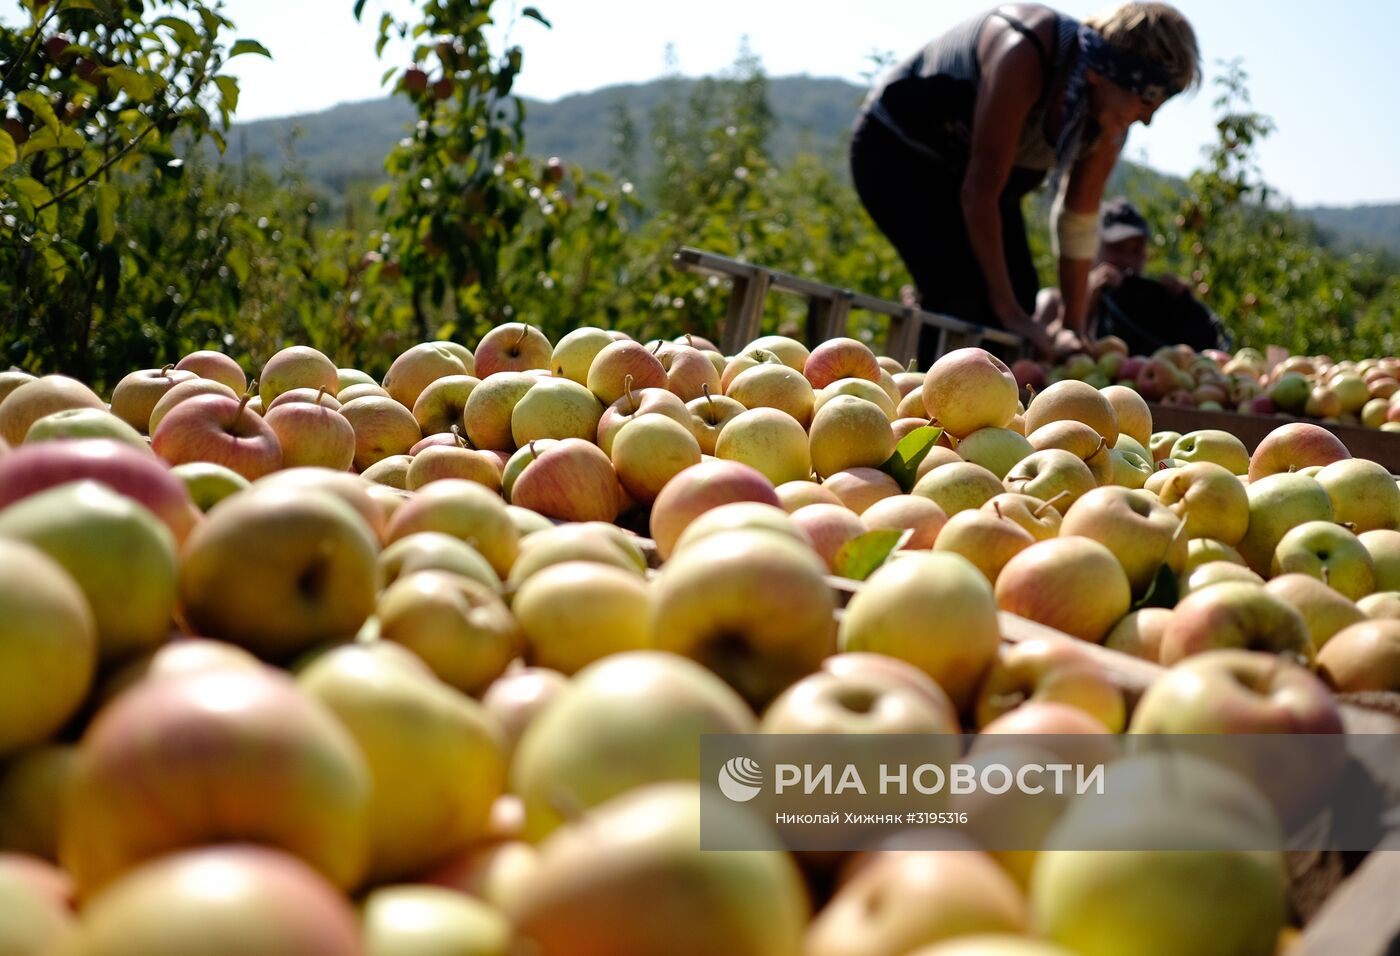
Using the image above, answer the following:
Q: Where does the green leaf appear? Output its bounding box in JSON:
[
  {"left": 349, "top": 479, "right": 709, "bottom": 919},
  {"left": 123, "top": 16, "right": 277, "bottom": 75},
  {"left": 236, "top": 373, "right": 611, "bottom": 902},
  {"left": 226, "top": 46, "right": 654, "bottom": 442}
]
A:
[
  {"left": 96, "top": 182, "right": 117, "bottom": 243},
  {"left": 0, "top": 130, "right": 15, "bottom": 168},
  {"left": 522, "top": 6, "right": 553, "bottom": 27},
  {"left": 154, "top": 16, "right": 199, "bottom": 46},
  {"left": 228, "top": 39, "right": 271, "bottom": 59},
  {"left": 20, "top": 125, "right": 84, "bottom": 156},
  {"left": 353, "top": 0, "right": 368, "bottom": 20},
  {"left": 1132, "top": 563, "right": 1179, "bottom": 611},
  {"left": 16, "top": 91, "right": 59, "bottom": 135},
  {"left": 834, "top": 529, "right": 911, "bottom": 581},
  {"left": 878, "top": 425, "right": 945, "bottom": 492},
  {"left": 214, "top": 75, "right": 239, "bottom": 114},
  {"left": 42, "top": 245, "right": 68, "bottom": 284},
  {"left": 104, "top": 67, "right": 158, "bottom": 102}
]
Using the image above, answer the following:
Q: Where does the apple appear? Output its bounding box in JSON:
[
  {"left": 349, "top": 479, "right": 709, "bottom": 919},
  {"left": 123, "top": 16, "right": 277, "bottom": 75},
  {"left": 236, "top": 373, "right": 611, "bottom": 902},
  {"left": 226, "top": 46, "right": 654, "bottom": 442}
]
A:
[
  {"left": 480, "top": 668, "right": 570, "bottom": 763},
  {"left": 473, "top": 323, "right": 552, "bottom": 379},
  {"left": 0, "top": 481, "right": 176, "bottom": 665},
  {"left": 21, "top": 407, "right": 142, "bottom": 451},
  {"left": 974, "top": 637, "right": 1124, "bottom": 732},
  {"left": 839, "top": 551, "right": 1000, "bottom": 711},
  {"left": 1360, "top": 529, "right": 1400, "bottom": 592},
  {"left": 263, "top": 395, "right": 356, "bottom": 471},
  {"left": 719, "top": 347, "right": 782, "bottom": 392},
  {"left": 822, "top": 467, "right": 902, "bottom": 514},
  {"left": 411, "top": 374, "right": 480, "bottom": 434},
  {"left": 1158, "top": 582, "right": 1313, "bottom": 666},
  {"left": 0, "top": 375, "right": 105, "bottom": 445},
  {"left": 1156, "top": 461, "right": 1248, "bottom": 545},
  {"left": 1329, "top": 373, "right": 1370, "bottom": 415},
  {"left": 1148, "top": 430, "right": 1180, "bottom": 463},
  {"left": 151, "top": 391, "right": 282, "bottom": 479},
  {"left": 407, "top": 442, "right": 503, "bottom": 493},
  {"left": 727, "top": 363, "right": 815, "bottom": 426},
  {"left": 1028, "top": 419, "right": 1105, "bottom": 461},
  {"left": 513, "top": 653, "right": 755, "bottom": 837},
  {"left": 461, "top": 372, "right": 536, "bottom": 452},
  {"left": 1134, "top": 358, "right": 1176, "bottom": 401},
  {"left": 1267, "top": 371, "right": 1309, "bottom": 413},
  {"left": 649, "top": 460, "right": 779, "bottom": 559},
  {"left": 1011, "top": 358, "right": 1046, "bottom": 395},
  {"left": 1237, "top": 473, "right": 1335, "bottom": 575},
  {"left": 611, "top": 414, "right": 703, "bottom": 504},
  {"left": 862, "top": 493, "right": 948, "bottom": 547},
  {"left": 0, "top": 370, "right": 36, "bottom": 409},
  {"left": 1181, "top": 560, "right": 1265, "bottom": 597},
  {"left": 1247, "top": 422, "right": 1350, "bottom": 481},
  {"left": 1265, "top": 573, "right": 1366, "bottom": 649},
  {"left": 379, "top": 342, "right": 467, "bottom": 409},
  {"left": 299, "top": 642, "right": 505, "bottom": 883},
  {"left": 511, "top": 437, "right": 621, "bottom": 524},
  {"left": 745, "top": 334, "right": 810, "bottom": 372},
  {"left": 595, "top": 382, "right": 691, "bottom": 455},
  {"left": 0, "top": 539, "right": 95, "bottom": 756},
  {"left": 363, "top": 885, "right": 510, "bottom": 955},
  {"left": 921, "top": 348, "right": 1018, "bottom": 438},
  {"left": 506, "top": 522, "right": 645, "bottom": 586},
  {"left": 508, "top": 783, "right": 806, "bottom": 955},
  {"left": 0, "top": 437, "right": 197, "bottom": 544},
  {"left": 933, "top": 508, "right": 1035, "bottom": 585},
  {"left": 805, "top": 336, "right": 881, "bottom": 390},
  {"left": 1316, "top": 458, "right": 1400, "bottom": 532},
  {"left": 266, "top": 386, "right": 344, "bottom": 411},
  {"left": 956, "top": 427, "right": 1034, "bottom": 480},
  {"left": 361, "top": 454, "right": 412, "bottom": 488},
  {"left": 1271, "top": 520, "right": 1375, "bottom": 600},
  {"left": 1001, "top": 450, "right": 1095, "bottom": 514},
  {"left": 587, "top": 340, "right": 668, "bottom": 405},
  {"left": 651, "top": 529, "right": 835, "bottom": 706},
  {"left": 981, "top": 492, "right": 1064, "bottom": 541},
  {"left": 512, "top": 561, "right": 651, "bottom": 675},
  {"left": 62, "top": 667, "right": 371, "bottom": 897},
  {"left": 338, "top": 382, "right": 390, "bottom": 403},
  {"left": 375, "top": 569, "right": 519, "bottom": 694},
  {"left": 1316, "top": 620, "right": 1400, "bottom": 692},
  {"left": 337, "top": 367, "right": 376, "bottom": 389},
  {"left": 791, "top": 502, "right": 867, "bottom": 572},
  {"left": 776, "top": 479, "right": 844, "bottom": 512},
  {"left": 912, "top": 461, "right": 1005, "bottom": 516},
  {"left": 258, "top": 345, "right": 339, "bottom": 408},
  {"left": 714, "top": 407, "right": 812, "bottom": 485},
  {"left": 669, "top": 500, "right": 807, "bottom": 555},
  {"left": 686, "top": 387, "right": 745, "bottom": 455},
  {"left": 806, "top": 850, "right": 1026, "bottom": 956},
  {"left": 1186, "top": 538, "right": 1246, "bottom": 570},
  {"left": 1023, "top": 380, "right": 1118, "bottom": 446},
  {"left": 808, "top": 394, "right": 896, "bottom": 478},
  {"left": 377, "top": 533, "right": 499, "bottom": 597},
  {"left": 667, "top": 345, "right": 723, "bottom": 401},
  {"left": 761, "top": 667, "right": 959, "bottom": 735},
  {"left": 548, "top": 327, "right": 614, "bottom": 383},
  {"left": 505, "top": 376, "right": 603, "bottom": 446},
  {"left": 995, "top": 538, "right": 1131, "bottom": 643},
  {"left": 175, "top": 349, "right": 247, "bottom": 392},
  {"left": 1099, "top": 384, "right": 1151, "bottom": 447},
  {"left": 1104, "top": 607, "right": 1172, "bottom": 662},
  {"left": 1362, "top": 397, "right": 1391, "bottom": 429},
  {"left": 1170, "top": 429, "right": 1249, "bottom": 475},
  {"left": 109, "top": 366, "right": 199, "bottom": 433}
]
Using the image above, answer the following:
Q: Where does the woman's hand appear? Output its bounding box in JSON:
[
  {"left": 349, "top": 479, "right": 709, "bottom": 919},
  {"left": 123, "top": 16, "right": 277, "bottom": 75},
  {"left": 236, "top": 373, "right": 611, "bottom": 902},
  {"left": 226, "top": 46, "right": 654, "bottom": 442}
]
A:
[{"left": 998, "top": 306, "right": 1056, "bottom": 361}]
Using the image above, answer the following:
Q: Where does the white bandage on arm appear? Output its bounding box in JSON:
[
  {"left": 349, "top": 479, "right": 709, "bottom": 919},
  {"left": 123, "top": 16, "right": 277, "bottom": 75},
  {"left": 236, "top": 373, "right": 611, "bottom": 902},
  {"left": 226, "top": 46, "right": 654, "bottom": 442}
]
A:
[{"left": 1050, "top": 191, "right": 1099, "bottom": 260}]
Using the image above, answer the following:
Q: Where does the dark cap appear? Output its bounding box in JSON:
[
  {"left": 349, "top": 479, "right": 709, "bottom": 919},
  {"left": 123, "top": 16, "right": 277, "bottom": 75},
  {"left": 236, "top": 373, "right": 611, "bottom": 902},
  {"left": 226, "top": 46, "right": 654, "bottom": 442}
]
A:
[{"left": 1100, "top": 198, "right": 1150, "bottom": 243}]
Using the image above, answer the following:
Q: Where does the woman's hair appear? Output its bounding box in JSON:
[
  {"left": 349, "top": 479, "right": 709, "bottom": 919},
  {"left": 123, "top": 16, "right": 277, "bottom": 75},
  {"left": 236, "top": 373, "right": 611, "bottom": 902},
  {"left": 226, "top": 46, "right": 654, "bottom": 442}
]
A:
[{"left": 1086, "top": 3, "right": 1202, "bottom": 94}]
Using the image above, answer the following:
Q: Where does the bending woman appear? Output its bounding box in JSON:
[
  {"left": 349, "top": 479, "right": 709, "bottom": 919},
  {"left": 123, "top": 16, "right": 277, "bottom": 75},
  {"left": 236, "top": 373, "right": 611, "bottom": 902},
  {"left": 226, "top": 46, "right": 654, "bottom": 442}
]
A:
[{"left": 850, "top": 3, "right": 1200, "bottom": 365}]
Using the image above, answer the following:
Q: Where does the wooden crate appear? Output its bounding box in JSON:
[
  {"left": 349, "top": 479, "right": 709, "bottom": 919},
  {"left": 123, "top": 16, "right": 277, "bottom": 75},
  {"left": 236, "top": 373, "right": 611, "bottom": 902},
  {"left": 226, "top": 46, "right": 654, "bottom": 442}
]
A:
[{"left": 1148, "top": 403, "right": 1400, "bottom": 473}]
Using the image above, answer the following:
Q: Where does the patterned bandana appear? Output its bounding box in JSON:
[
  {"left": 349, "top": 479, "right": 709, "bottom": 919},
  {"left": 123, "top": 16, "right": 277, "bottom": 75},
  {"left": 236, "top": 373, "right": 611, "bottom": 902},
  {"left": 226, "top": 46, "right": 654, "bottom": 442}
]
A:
[{"left": 1053, "top": 25, "right": 1182, "bottom": 182}]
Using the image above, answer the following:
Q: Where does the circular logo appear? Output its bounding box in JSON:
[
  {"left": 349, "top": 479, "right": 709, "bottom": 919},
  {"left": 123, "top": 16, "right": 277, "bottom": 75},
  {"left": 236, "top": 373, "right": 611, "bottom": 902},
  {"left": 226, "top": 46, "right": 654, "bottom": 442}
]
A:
[{"left": 718, "top": 756, "right": 764, "bottom": 803}]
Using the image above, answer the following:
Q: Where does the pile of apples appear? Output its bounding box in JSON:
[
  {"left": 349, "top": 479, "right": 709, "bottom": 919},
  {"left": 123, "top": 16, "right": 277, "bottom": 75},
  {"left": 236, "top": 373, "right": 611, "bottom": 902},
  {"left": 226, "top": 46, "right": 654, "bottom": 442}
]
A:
[
  {"left": 1015, "top": 337, "right": 1400, "bottom": 429},
  {"left": 1, "top": 325, "right": 1398, "bottom": 956}
]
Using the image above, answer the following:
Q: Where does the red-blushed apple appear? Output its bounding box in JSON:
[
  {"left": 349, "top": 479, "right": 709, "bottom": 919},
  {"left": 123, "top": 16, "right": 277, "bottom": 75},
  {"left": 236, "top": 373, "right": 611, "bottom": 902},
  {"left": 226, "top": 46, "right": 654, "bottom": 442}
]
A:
[
  {"left": 790, "top": 502, "right": 867, "bottom": 572},
  {"left": 892, "top": 416, "right": 931, "bottom": 441},
  {"left": 1002, "top": 449, "right": 1095, "bottom": 514},
  {"left": 108, "top": 365, "right": 198, "bottom": 433},
  {"left": 0, "top": 375, "right": 105, "bottom": 445},
  {"left": 298, "top": 641, "right": 506, "bottom": 883},
  {"left": 715, "top": 406, "right": 812, "bottom": 485},
  {"left": 649, "top": 460, "right": 780, "bottom": 558},
  {"left": 611, "top": 414, "right": 703, "bottom": 504},
  {"left": 1060, "top": 486, "right": 1187, "bottom": 594},
  {"left": 513, "top": 561, "right": 651, "bottom": 674},
  {"left": 586, "top": 340, "right": 667, "bottom": 405},
  {"left": 820, "top": 467, "right": 902, "bottom": 514},
  {"left": 806, "top": 849, "right": 1026, "bottom": 956},
  {"left": 912, "top": 460, "right": 1005, "bottom": 516},
  {"left": 1103, "top": 607, "right": 1172, "bottom": 662},
  {"left": 1271, "top": 520, "right": 1375, "bottom": 600},
  {"left": 805, "top": 336, "right": 881, "bottom": 389},
  {"left": 981, "top": 491, "right": 1064, "bottom": 541},
  {"left": 995, "top": 537, "right": 1131, "bottom": 643},
  {"left": 152, "top": 391, "right": 282, "bottom": 480},
  {"left": 0, "top": 437, "right": 197, "bottom": 544},
  {"left": 861, "top": 493, "right": 948, "bottom": 548},
  {"left": 1316, "top": 619, "right": 1400, "bottom": 691},
  {"left": 1159, "top": 582, "right": 1312, "bottom": 667},
  {"left": 512, "top": 654, "right": 755, "bottom": 838},
  {"left": 839, "top": 551, "right": 1000, "bottom": 711},
  {"left": 973, "top": 637, "right": 1125, "bottom": 732},
  {"left": 482, "top": 666, "right": 569, "bottom": 759},
  {"left": 406, "top": 442, "right": 503, "bottom": 493},
  {"left": 664, "top": 344, "right": 722, "bottom": 402},
  {"left": 596, "top": 381, "right": 692, "bottom": 455},
  {"left": 1134, "top": 357, "right": 1176, "bottom": 401},
  {"left": 384, "top": 478, "right": 519, "bottom": 578},
  {"left": 0, "top": 370, "right": 36, "bottom": 408},
  {"left": 262, "top": 394, "right": 356, "bottom": 471},
  {"left": 921, "top": 347, "right": 1018, "bottom": 438},
  {"left": 174, "top": 348, "right": 247, "bottom": 392},
  {"left": 1023, "top": 379, "right": 1119, "bottom": 446},
  {"left": 383, "top": 341, "right": 470, "bottom": 408},
  {"left": 266, "top": 386, "right": 344, "bottom": 411},
  {"left": 0, "top": 539, "right": 95, "bottom": 757},
  {"left": 933, "top": 507, "right": 1036, "bottom": 585},
  {"left": 761, "top": 666, "right": 958, "bottom": 736},
  {"left": 339, "top": 382, "right": 390, "bottom": 403},
  {"left": 179, "top": 486, "right": 378, "bottom": 659},
  {"left": 62, "top": 846, "right": 363, "bottom": 954},
  {"left": 61, "top": 666, "right": 371, "bottom": 897},
  {"left": 776, "top": 479, "right": 844, "bottom": 512},
  {"left": 651, "top": 529, "right": 836, "bottom": 707},
  {"left": 1238, "top": 472, "right": 1335, "bottom": 575},
  {"left": 338, "top": 394, "right": 422, "bottom": 470},
  {"left": 258, "top": 345, "right": 339, "bottom": 408},
  {"left": 1247, "top": 421, "right": 1350, "bottom": 481},
  {"left": 511, "top": 437, "right": 620, "bottom": 523},
  {"left": 412, "top": 373, "right": 480, "bottom": 434},
  {"left": 1011, "top": 358, "right": 1046, "bottom": 394},
  {"left": 508, "top": 783, "right": 806, "bottom": 955},
  {"left": 474, "top": 323, "right": 552, "bottom": 379}
]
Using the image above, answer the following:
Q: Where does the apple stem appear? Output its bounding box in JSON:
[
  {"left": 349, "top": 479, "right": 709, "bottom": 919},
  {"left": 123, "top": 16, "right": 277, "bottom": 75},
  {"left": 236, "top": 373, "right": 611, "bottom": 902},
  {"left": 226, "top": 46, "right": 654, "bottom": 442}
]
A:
[
  {"left": 1321, "top": 565, "right": 1330, "bottom": 587},
  {"left": 315, "top": 386, "right": 327, "bottom": 408},
  {"left": 1025, "top": 384, "right": 1037, "bottom": 404},
  {"left": 992, "top": 501, "right": 1003, "bottom": 519},
  {"left": 234, "top": 391, "right": 252, "bottom": 425},
  {"left": 513, "top": 323, "right": 529, "bottom": 352},
  {"left": 623, "top": 374, "right": 637, "bottom": 414},
  {"left": 244, "top": 378, "right": 259, "bottom": 402},
  {"left": 1035, "top": 491, "right": 1071, "bottom": 516},
  {"left": 685, "top": 333, "right": 694, "bottom": 348},
  {"left": 451, "top": 424, "right": 467, "bottom": 448},
  {"left": 906, "top": 358, "right": 918, "bottom": 373},
  {"left": 160, "top": 362, "right": 175, "bottom": 376}
]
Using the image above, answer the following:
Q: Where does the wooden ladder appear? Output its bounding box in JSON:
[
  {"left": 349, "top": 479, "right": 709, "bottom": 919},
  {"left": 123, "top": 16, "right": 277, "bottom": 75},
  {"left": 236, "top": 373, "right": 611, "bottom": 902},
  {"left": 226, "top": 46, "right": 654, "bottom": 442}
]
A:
[{"left": 671, "top": 246, "right": 1025, "bottom": 365}]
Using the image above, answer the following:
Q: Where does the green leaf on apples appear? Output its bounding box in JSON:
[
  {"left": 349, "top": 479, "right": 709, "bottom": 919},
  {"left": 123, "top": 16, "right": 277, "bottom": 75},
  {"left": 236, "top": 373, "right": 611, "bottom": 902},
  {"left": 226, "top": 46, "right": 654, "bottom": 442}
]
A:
[
  {"left": 879, "top": 425, "right": 945, "bottom": 493},
  {"left": 1132, "top": 563, "right": 1179, "bottom": 611},
  {"left": 835, "top": 528, "right": 913, "bottom": 581}
]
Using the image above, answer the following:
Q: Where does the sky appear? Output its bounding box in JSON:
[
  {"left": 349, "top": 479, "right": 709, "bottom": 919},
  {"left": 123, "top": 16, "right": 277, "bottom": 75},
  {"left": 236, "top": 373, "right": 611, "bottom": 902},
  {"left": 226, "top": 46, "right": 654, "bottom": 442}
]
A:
[{"left": 6, "top": 1, "right": 1399, "bottom": 206}]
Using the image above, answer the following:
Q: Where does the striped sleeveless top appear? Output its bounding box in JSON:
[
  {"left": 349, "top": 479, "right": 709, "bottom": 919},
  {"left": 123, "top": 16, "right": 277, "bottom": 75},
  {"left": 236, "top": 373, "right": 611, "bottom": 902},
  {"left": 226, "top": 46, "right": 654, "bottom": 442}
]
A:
[{"left": 861, "top": 7, "right": 1083, "bottom": 172}]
